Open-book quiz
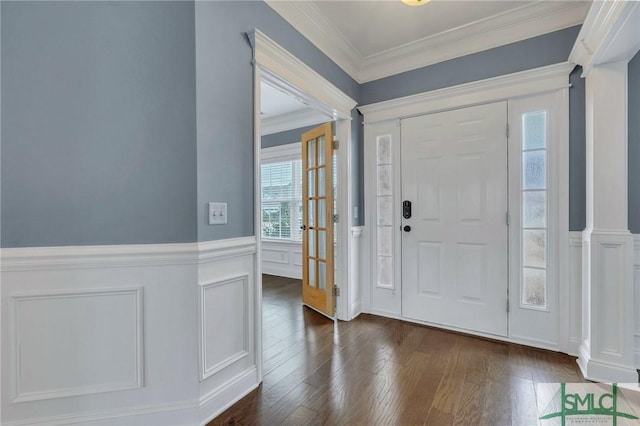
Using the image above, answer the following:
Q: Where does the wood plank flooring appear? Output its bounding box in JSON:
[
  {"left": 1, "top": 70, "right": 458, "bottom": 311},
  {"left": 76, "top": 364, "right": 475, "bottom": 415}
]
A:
[{"left": 208, "top": 274, "right": 585, "bottom": 426}]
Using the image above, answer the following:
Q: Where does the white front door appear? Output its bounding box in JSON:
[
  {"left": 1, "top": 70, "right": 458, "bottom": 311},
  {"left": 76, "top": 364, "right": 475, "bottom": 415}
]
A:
[{"left": 401, "top": 102, "right": 509, "bottom": 336}]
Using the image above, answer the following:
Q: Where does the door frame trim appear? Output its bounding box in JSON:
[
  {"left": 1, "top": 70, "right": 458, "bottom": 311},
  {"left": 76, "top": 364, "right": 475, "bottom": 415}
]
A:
[
  {"left": 247, "top": 29, "right": 357, "bottom": 382},
  {"left": 359, "top": 62, "right": 572, "bottom": 352}
]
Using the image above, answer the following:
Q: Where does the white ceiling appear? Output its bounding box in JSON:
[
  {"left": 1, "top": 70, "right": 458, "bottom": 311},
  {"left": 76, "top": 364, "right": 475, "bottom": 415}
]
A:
[
  {"left": 311, "top": 0, "right": 534, "bottom": 58},
  {"left": 266, "top": 0, "right": 590, "bottom": 83},
  {"left": 260, "top": 82, "right": 309, "bottom": 119},
  {"left": 260, "top": 81, "right": 332, "bottom": 136}
]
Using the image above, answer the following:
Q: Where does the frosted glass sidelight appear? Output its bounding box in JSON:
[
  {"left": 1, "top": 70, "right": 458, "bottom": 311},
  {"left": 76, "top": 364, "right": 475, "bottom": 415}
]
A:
[
  {"left": 377, "top": 135, "right": 392, "bottom": 165},
  {"left": 378, "top": 256, "right": 393, "bottom": 287},
  {"left": 308, "top": 138, "right": 316, "bottom": 167},
  {"left": 377, "top": 165, "right": 392, "bottom": 196},
  {"left": 318, "top": 136, "right": 325, "bottom": 166},
  {"left": 523, "top": 111, "right": 546, "bottom": 150},
  {"left": 318, "top": 261, "right": 326, "bottom": 290},
  {"left": 522, "top": 267, "right": 546, "bottom": 308},
  {"left": 377, "top": 196, "right": 393, "bottom": 226},
  {"left": 377, "top": 226, "right": 392, "bottom": 257},
  {"left": 523, "top": 151, "right": 546, "bottom": 190},
  {"left": 523, "top": 230, "right": 546, "bottom": 268},
  {"left": 523, "top": 191, "right": 546, "bottom": 228},
  {"left": 318, "top": 199, "right": 326, "bottom": 228}
]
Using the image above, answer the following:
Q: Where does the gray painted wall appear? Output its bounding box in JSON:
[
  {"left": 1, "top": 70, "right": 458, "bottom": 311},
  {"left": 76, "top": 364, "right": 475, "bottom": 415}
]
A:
[
  {"left": 194, "top": 1, "right": 360, "bottom": 242},
  {"left": 261, "top": 125, "right": 318, "bottom": 149},
  {"left": 629, "top": 51, "right": 640, "bottom": 233},
  {"left": 1, "top": 1, "right": 197, "bottom": 247},
  {"left": 359, "top": 26, "right": 586, "bottom": 231}
]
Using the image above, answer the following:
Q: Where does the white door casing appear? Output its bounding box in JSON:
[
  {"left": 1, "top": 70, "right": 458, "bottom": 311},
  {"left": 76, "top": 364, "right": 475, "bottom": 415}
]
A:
[{"left": 401, "top": 102, "right": 509, "bottom": 336}]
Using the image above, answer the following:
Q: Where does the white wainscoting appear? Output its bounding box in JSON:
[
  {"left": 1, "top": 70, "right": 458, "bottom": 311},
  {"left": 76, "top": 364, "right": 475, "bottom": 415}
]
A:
[
  {"left": 569, "top": 232, "right": 640, "bottom": 366},
  {"left": 635, "top": 236, "right": 640, "bottom": 367},
  {"left": 350, "top": 227, "right": 364, "bottom": 319},
  {"left": 1, "top": 237, "right": 258, "bottom": 426},
  {"left": 261, "top": 240, "right": 302, "bottom": 279}
]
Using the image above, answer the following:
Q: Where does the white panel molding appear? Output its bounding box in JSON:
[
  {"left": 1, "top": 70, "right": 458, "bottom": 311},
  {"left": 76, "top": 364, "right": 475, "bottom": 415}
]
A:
[
  {"left": 262, "top": 142, "right": 301, "bottom": 163},
  {"left": 1, "top": 237, "right": 259, "bottom": 425},
  {"left": 262, "top": 107, "right": 332, "bottom": 136},
  {"left": 9, "top": 287, "right": 144, "bottom": 402},
  {"left": 261, "top": 240, "right": 302, "bottom": 280},
  {"left": 349, "top": 226, "right": 364, "bottom": 319},
  {"left": 569, "top": 0, "right": 640, "bottom": 76},
  {"left": 358, "top": 62, "right": 575, "bottom": 124},
  {"left": 247, "top": 29, "right": 357, "bottom": 119},
  {"left": 0, "top": 236, "right": 256, "bottom": 271},
  {"left": 359, "top": 1, "right": 589, "bottom": 83},
  {"left": 266, "top": 0, "right": 588, "bottom": 83},
  {"left": 199, "top": 275, "right": 250, "bottom": 382},
  {"left": 634, "top": 235, "right": 640, "bottom": 367},
  {"left": 569, "top": 231, "right": 583, "bottom": 356}
]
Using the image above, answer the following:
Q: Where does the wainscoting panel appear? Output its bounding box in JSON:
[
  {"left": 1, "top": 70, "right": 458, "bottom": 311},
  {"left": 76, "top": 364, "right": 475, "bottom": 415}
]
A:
[
  {"left": 199, "top": 275, "right": 249, "bottom": 381},
  {"left": 10, "top": 287, "right": 143, "bottom": 402},
  {"left": 261, "top": 240, "right": 302, "bottom": 279},
  {"left": 1, "top": 237, "right": 258, "bottom": 426}
]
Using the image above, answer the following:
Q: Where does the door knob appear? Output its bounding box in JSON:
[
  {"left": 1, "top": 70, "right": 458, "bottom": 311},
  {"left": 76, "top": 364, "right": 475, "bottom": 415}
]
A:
[
  {"left": 403, "top": 225, "right": 411, "bottom": 232},
  {"left": 300, "top": 225, "right": 307, "bottom": 231}
]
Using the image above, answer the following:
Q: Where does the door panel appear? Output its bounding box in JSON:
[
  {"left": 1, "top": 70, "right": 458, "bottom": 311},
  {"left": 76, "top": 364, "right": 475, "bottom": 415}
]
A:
[
  {"left": 302, "top": 122, "right": 335, "bottom": 317},
  {"left": 401, "top": 102, "right": 508, "bottom": 336}
]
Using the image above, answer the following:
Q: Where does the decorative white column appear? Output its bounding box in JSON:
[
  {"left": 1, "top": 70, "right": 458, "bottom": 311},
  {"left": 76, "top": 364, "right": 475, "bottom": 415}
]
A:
[
  {"left": 570, "top": 0, "right": 640, "bottom": 383},
  {"left": 579, "top": 60, "right": 636, "bottom": 382}
]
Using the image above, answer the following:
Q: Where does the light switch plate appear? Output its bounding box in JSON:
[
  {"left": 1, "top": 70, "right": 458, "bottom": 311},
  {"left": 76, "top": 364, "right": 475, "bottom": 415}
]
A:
[{"left": 208, "top": 202, "right": 227, "bottom": 225}]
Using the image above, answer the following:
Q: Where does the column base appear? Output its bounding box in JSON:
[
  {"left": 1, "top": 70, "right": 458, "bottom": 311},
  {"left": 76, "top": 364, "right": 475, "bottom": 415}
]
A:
[{"left": 578, "top": 341, "right": 638, "bottom": 383}]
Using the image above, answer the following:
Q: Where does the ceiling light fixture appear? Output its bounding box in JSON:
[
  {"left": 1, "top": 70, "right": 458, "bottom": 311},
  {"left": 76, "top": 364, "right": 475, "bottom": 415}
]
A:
[{"left": 401, "top": 0, "right": 430, "bottom": 5}]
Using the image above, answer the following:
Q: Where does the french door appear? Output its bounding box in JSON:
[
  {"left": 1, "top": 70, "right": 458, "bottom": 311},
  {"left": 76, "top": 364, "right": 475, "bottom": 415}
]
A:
[
  {"left": 400, "top": 102, "right": 509, "bottom": 336},
  {"left": 301, "top": 122, "right": 335, "bottom": 317}
]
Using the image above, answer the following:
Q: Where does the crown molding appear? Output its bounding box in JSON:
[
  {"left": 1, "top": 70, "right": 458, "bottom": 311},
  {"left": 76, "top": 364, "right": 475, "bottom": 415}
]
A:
[
  {"left": 359, "top": 1, "right": 589, "bottom": 83},
  {"left": 569, "top": 0, "right": 640, "bottom": 76},
  {"left": 266, "top": 0, "right": 588, "bottom": 84},
  {"left": 261, "top": 107, "right": 330, "bottom": 136},
  {"left": 264, "top": 0, "right": 362, "bottom": 81},
  {"left": 358, "top": 61, "right": 574, "bottom": 124}
]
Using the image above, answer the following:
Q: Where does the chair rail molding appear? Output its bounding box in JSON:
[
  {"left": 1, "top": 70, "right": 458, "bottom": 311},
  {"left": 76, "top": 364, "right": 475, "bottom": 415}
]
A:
[{"left": 1, "top": 237, "right": 259, "bottom": 426}]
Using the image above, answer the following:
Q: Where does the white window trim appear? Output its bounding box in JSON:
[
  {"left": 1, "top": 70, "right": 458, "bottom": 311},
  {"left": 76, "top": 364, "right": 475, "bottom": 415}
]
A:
[{"left": 359, "top": 62, "right": 570, "bottom": 353}]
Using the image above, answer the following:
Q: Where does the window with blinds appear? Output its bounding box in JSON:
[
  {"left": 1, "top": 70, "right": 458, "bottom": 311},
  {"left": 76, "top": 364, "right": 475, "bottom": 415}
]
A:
[
  {"left": 261, "top": 160, "right": 303, "bottom": 240},
  {"left": 261, "top": 146, "right": 336, "bottom": 242}
]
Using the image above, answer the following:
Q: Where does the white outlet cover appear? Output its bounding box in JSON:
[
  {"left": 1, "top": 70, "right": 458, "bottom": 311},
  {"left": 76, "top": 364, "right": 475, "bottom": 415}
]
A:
[{"left": 208, "top": 202, "right": 227, "bottom": 225}]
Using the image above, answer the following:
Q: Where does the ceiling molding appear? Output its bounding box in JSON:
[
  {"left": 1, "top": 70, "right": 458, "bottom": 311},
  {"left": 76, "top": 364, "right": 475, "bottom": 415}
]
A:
[
  {"left": 261, "top": 108, "right": 331, "bottom": 136},
  {"left": 358, "top": 62, "right": 574, "bottom": 124},
  {"left": 264, "top": 0, "right": 362, "bottom": 81},
  {"left": 569, "top": 0, "right": 640, "bottom": 76},
  {"left": 359, "top": 2, "right": 589, "bottom": 83},
  {"left": 266, "top": 1, "right": 588, "bottom": 84}
]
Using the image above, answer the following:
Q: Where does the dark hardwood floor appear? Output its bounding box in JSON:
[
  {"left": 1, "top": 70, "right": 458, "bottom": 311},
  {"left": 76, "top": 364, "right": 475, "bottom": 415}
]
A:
[{"left": 209, "top": 274, "right": 585, "bottom": 426}]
